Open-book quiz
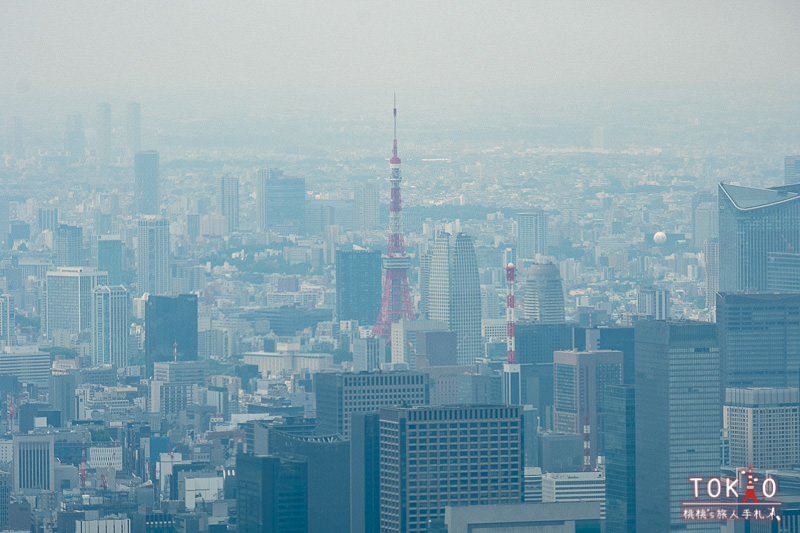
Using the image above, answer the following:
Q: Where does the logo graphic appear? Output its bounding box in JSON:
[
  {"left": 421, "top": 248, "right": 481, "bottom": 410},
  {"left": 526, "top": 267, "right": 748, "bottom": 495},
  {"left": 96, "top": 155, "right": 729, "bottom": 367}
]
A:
[{"left": 682, "top": 468, "right": 782, "bottom": 522}]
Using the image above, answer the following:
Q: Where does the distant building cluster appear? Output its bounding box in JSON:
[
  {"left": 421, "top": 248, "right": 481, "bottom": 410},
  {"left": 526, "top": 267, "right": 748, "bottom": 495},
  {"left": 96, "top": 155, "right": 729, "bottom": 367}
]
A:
[{"left": 0, "top": 100, "right": 799, "bottom": 532}]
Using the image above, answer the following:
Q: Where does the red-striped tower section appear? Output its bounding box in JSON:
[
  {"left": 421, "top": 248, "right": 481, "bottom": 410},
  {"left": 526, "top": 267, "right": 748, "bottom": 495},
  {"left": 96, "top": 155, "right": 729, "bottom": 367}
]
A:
[
  {"left": 372, "top": 98, "right": 416, "bottom": 337},
  {"left": 506, "top": 263, "right": 516, "bottom": 363}
]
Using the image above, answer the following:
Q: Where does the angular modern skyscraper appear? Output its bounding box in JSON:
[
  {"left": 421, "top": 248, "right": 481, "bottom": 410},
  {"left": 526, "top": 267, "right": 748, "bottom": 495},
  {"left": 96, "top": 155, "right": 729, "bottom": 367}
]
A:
[
  {"left": 354, "top": 183, "right": 380, "bottom": 232},
  {"left": 635, "top": 321, "right": 719, "bottom": 531},
  {"left": 144, "top": 294, "right": 198, "bottom": 375},
  {"left": 134, "top": 151, "right": 160, "bottom": 215},
  {"left": 427, "top": 232, "right": 481, "bottom": 365},
  {"left": 717, "top": 292, "right": 800, "bottom": 388},
  {"left": 219, "top": 175, "right": 239, "bottom": 233},
  {"left": 523, "top": 263, "right": 565, "bottom": 323},
  {"left": 335, "top": 247, "right": 382, "bottom": 325},
  {"left": 718, "top": 182, "right": 800, "bottom": 292},
  {"left": 518, "top": 209, "right": 547, "bottom": 260},
  {"left": 55, "top": 224, "right": 83, "bottom": 267},
  {"left": 256, "top": 168, "right": 306, "bottom": 234},
  {"left": 136, "top": 216, "right": 170, "bottom": 296},
  {"left": 91, "top": 285, "right": 129, "bottom": 368},
  {"left": 372, "top": 101, "right": 415, "bottom": 337}
]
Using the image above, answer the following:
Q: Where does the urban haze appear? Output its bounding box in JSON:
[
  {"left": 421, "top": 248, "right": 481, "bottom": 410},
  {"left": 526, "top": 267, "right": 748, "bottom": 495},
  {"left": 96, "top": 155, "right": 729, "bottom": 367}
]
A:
[{"left": 1, "top": 2, "right": 800, "bottom": 532}]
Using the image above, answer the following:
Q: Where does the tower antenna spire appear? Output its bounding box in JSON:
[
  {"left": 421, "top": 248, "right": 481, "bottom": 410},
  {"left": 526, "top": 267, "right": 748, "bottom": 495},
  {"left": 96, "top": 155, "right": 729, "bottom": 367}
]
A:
[
  {"left": 373, "top": 95, "right": 415, "bottom": 337},
  {"left": 392, "top": 93, "right": 399, "bottom": 162}
]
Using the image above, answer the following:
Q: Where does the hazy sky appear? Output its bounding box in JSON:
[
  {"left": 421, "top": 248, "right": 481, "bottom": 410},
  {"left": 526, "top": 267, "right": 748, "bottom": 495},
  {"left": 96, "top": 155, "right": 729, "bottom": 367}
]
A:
[{"left": 2, "top": 0, "right": 799, "bottom": 102}]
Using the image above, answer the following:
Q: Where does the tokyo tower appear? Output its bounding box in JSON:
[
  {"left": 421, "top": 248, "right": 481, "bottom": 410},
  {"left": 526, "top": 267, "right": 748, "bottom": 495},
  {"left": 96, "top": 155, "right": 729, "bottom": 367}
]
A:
[{"left": 372, "top": 97, "right": 416, "bottom": 337}]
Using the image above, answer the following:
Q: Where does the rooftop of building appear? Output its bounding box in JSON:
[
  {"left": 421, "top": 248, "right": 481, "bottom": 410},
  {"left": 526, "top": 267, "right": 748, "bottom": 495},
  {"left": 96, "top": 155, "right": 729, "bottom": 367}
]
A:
[{"left": 719, "top": 182, "right": 800, "bottom": 211}]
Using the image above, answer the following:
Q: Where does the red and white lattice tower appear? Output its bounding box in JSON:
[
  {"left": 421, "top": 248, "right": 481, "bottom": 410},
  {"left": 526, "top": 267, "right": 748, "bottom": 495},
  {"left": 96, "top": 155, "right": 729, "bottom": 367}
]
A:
[
  {"left": 506, "top": 263, "right": 516, "bottom": 363},
  {"left": 372, "top": 97, "right": 416, "bottom": 337}
]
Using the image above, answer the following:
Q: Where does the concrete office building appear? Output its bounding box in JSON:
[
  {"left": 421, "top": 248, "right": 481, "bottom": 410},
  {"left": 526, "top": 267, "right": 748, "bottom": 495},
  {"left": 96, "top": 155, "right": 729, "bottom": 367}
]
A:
[
  {"left": 717, "top": 292, "right": 800, "bottom": 388},
  {"left": 46, "top": 267, "right": 108, "bottom": 338},
  {"left": 635, "top": 321, "right": 719, "bottom": 531},
  {"left": 314, "top": 371, "right": 429, "bottom": 439},
  {"left": 379, "top": 405, "right": 523, "bottom": 533},
  {"left": 724, "top": 387, "right": 799, "bottom": 470},
  {"left": 552, "top": 349, "right": 623, "bottom": 462},
  {"left": 13, "top": 434, "right": 55, "bottom": 492}
]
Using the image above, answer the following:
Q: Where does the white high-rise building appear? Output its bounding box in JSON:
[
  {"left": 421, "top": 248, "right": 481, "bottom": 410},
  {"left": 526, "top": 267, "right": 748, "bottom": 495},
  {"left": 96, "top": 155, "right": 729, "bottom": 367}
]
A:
[
  {"left": 518, "top": 210, "right": 547, "bottom": 260},
  {"left": 724, "top": 387, "right": 799, "bottom": 470},
  {"left": 137, "top": 216, "right": 170, "bottom": 296},
  {"left": 46, "top": 267, "right": 108, "bottom": 338},
  {"left": 355, "top": 183, "right": 380, "bottom": 232},
  {"left": 523, "top": 263, "right": 565, "bottom": 323},
  {"left": 92, "top": 286, "right": 129, "bottom": 367},
  {"left": 219, "top": 176, "right": 239, "bottom": 233},
  {"left": 542, "top": 471, "right": 605, "bottom": 518},
  {"left": 427, "top": 232, "right": 481, "bottom": 366}
]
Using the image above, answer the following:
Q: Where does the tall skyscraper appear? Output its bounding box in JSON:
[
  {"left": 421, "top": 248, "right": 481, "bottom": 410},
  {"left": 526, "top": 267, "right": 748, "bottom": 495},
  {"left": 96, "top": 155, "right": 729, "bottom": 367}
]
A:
[
  {"left": 372, "top": 102, "right": 415, "bottom": 337},
  {"left": 553, "top": 349, "right": 623, "bottom": 463},
  {"left": 718, "top": 182, "right": 800, "bottom": 292},
  {"left": 256, "top": 168, "right": 306, "bottom": 234},
  {"left": 717, "top": 292, "right": 800, "bottom": 388},
  {"left": 724, "top": 387, "right": 799, "bottom": 470},
  {"left": 45, "top": 267, "right": 108, "bottom": 338},
  {"left": 137, "top": 216, "right": 170, "bottom": 296},
  {"left": 379, "top": 405, "right": 523, "bottom": 533},
  {"left": 236, "top": 454, "right": 308, "bottom": 533},
  {"left": 354, "top": 183, "right": 379, "bottom": 232},
  {"left": 144, "top": 294, "right": 197, "bottom": 375},
  {"left": 335, "top": 248, "right": 382, "bottom": 324},
  {"left": 635, "top": 321, "right": 719, "bottom": 531},
  {"left": 314, "top": 370, "right": 429, "bottom": 439},
  {"left": 0, "top": 295, "right": 13, "bottom": 347},
  {"left": 92, "top": 285, "right": 129, "bottom": 367},
  {"left": 605, "top": 384, "right": 636, "bottom": 533},
  {"left": 125, "top": 102, "right": 141, "bottom": 157},
  {"left": 427, "top": 232, "right": 481, "bottom": 365},
  {"left": 134, "top": 151, "right": 160, "bottom": 215},
  {"left": 97, "top": 235, "right": 122, "bottom": 285},
  {"left": 96, "top": 102, "right": 112, "bottom": 166},
  {"left": 55, "top": 224, "right": 83, "bottom": 267},
  {"left": 518, "top": 210, "right": 548, "bottom": 260},
  {"left": 219, "top": 176, "right": 239, "bottom": 233},
  {"left": 64, "top": 113, "right": 86, "bottom": 160},
  {"left": 786, "top": 155, "right": 800, "bottom": 185},
  {"left": 523, "top": 263, "right": 565, "bottom": 323}
]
